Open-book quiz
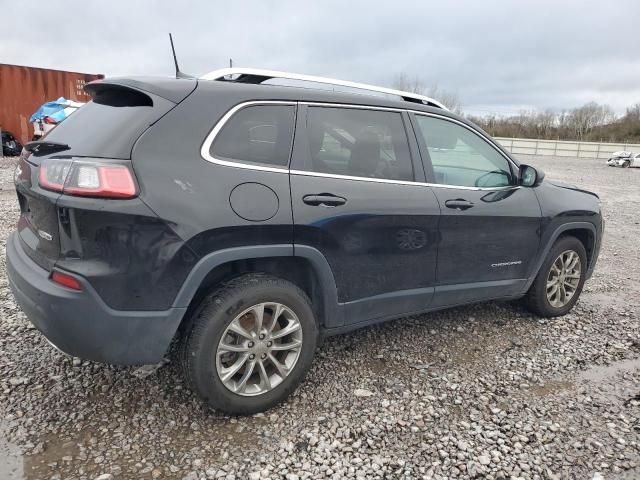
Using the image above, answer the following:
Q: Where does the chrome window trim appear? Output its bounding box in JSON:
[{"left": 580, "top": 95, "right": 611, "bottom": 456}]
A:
[
  {"left": 289, "top": 169, "right": 520, "bottom": 192},
  {"left": 200, "top": 100, "right": 521, "bottom": 191},
  {"left": 200, "top": 100, "right": 296, "bottom": 174},
  {"left": 200, "top": 67, "right": 448, "bottom": 110}
]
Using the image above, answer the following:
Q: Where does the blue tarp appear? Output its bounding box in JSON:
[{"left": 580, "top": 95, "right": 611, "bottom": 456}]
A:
[{"left": 29, "top": 97, "right": 73, "bottom": 123}]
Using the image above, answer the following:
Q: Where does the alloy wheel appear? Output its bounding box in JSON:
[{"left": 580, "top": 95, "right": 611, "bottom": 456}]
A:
[
  {"left": 215, "top": 302, "right": 303, "bottom": 396},
  {"left": 546, "top": 250, "right": 581, "bottom": 308}
]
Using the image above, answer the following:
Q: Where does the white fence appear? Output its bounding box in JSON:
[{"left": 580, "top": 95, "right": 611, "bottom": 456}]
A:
[{"left": 494, "top": 137, "right": 640, "bottom": 159}]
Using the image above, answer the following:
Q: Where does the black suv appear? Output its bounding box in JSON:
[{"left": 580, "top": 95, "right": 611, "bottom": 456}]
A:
[{"left": 6, "top": 69, "right": 603, "bottom": 414}]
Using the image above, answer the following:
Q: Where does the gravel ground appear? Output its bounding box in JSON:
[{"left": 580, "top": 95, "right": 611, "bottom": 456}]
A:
[{"left": 0, "top": 155, "right": 638, "bottom": 480}]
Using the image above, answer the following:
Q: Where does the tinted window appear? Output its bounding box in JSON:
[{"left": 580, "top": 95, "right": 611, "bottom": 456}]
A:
[
  {"left": 415, "top": 115, "right": 514, "bottom": 188},
  {"left": 306, "top": 107, "right": 413, "bottom": 181},
  {"left": 211, "top": 105, "right": 295, "bottom": 167},
  {"left": 45, "top": 88, "right": 174, "bottom": 159}
]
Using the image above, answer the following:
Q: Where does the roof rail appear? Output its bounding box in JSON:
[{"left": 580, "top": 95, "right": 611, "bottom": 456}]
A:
[{"left": 200, "top": 68, "right": 448, "bottom": 110}]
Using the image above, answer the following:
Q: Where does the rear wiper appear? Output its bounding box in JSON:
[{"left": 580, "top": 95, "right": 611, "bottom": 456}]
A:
[{"left": 24, "top": 140, "right": 70, "bottom": 156}]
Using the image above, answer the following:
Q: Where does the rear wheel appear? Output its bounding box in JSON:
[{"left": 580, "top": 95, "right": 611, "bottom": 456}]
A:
[
  {"left": 525, "top": 236, "right": 587, "bottom": 317},
  {"left": 180, "top": 274, "right": 318, "bottom": 414}
]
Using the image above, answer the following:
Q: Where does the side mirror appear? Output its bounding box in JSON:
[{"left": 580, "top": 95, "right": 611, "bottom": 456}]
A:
[{"left": 519, "top": 164, "right": 545, "bottom": 187}]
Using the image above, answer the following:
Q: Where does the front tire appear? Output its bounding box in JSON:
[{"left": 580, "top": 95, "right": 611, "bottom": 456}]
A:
[
  {"left": 180, "top": 274, "right": 318, "bottom": 414},
  {"left": 525, "top": 236, "right": 587, "bottom": 317},
  {"left": 622, "top": 160, "right": 631, "bottom": 168}
]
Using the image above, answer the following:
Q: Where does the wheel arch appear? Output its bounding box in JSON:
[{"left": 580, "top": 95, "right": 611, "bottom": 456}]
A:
[
  {"left": 172, "top": 245, "right": 341, "bottom": 335},
  {"left": 562, "top": 228, "right": 595, "bottom": 267},
  {"left": 524, "top": 221, "right": 598, "bottom": 292}
]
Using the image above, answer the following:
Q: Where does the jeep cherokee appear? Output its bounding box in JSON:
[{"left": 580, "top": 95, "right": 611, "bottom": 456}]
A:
[{"left": 6, "top": 68, "right": 603, "bottom": 414}]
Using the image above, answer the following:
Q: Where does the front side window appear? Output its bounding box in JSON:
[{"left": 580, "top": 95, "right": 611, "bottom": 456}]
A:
[
  {"left": 306, "top": 107, "right": 414, "bottom": 181},
  {"left": 415, "top": 115, "right": 514, "bottom": 188},
  {"left": 211, "top": 104, "right": 295, "bottom": 167}
]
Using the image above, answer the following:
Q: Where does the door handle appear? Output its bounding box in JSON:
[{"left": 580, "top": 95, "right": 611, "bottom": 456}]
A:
[
  {"left": 302, "top": 194, "right": 347, "bottom": 207},
  {"left": 445, "top": 198, "right": 474, "bottom": 210}
]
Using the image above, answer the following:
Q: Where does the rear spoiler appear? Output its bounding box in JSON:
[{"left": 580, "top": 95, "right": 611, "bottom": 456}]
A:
[
  {"left": 85, "top": 76, "right": 197, "bottom": 104},
  {"left": 24, "top": 140, "right": 70, "bottom": 156}
]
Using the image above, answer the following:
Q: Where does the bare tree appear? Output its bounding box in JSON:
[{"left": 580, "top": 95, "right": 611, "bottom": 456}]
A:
[
  {"left": 392, "top": 73, "right": 462, "bottom": 114},
  {"left": 566, "top": 102, "right": 615, "bottom": 140},
  {"left": 468, "top": 101, "right": 635, "bottom": 142},
  {"left": 392, "top": 73, "right": 426, "bottom": 96},
  {"left": 624, "top": 103, "right": 640, "bottom": 121}
]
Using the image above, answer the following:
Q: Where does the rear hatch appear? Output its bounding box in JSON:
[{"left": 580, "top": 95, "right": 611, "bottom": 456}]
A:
[{"left": 14, "top": 77, "right": 196, "bottom": 270}]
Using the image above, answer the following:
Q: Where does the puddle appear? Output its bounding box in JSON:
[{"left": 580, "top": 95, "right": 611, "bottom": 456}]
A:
[
  {"left": 22, "top": 432, "right": 82, "bottom": 480},
  {"left": 527, "top": 379, "right": 574, "bottom": 397},
  {"left": 18, "top": 414, "right": 270, "bottom": 480},
  {"left": 0, "top": 421, "right": 23, "bottom": 480},
  {"left": 514, "top": 359, "right": 640, "bottom": 402},
  {"left": 579, "top": 357, "right": 640, "bottom": 382}
]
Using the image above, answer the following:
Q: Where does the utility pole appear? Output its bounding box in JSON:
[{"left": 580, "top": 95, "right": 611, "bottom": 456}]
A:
[{"left": 229, "top": 58, "right": 233, "bottom": 68}]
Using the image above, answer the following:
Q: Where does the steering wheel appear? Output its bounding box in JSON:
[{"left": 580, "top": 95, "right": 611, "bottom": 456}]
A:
[{"left": 475, "top": 170, "right": 510, "bottom": 188}]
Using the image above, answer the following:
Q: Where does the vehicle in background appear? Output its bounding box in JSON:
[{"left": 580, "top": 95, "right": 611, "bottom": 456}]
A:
[
  {"left": 30, "top": 97, "right": 84, "bottom": 140},
  {"left": 607, "top": 151, "right": 640, "bottom": 168},
  {"left": 1, "top": 130, "right": 23, "bottom": 157}
]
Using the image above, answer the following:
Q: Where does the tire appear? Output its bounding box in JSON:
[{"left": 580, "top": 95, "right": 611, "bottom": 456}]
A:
[
  {"left": 622, "top": 161, "right": 630, "bottom": 168},
  {"left": 525, "top": 235, "right": 587, "bottom": 317},
  {"left": 180, "top": 273, "right": 318, "bottom": 414}
]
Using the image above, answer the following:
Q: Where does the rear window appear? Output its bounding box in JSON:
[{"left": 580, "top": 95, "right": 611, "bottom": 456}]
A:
[
  {"left": 44, "top": 87, "right": 174, "bottom": 159},
  {"left": 210, "top": 104, "right": 295, "bottom": 168}
]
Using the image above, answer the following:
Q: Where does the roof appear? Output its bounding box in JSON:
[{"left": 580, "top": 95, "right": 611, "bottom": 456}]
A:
[
  {"left": 200, "top": 67, "right": 447, "bottom": 110},
  {"left": 194, "top": 77, "right": 450, "bottom": 117}
]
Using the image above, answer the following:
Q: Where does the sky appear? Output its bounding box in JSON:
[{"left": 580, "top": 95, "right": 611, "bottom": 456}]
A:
[{"left": 2, "top": 0, "right": 639, "bottom": 116}]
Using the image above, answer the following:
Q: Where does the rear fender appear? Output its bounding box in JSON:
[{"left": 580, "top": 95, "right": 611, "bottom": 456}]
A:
[{"left": 172, "top": 244, "right": 341, "bottom": 328}]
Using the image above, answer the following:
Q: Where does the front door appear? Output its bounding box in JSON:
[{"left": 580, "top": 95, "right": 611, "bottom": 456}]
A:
[
  {"left": 412, "top": 113, "right": 541, "bottom": 307},
  {"left": 290, "top": 105, "right": 440, "bottom": 326}
]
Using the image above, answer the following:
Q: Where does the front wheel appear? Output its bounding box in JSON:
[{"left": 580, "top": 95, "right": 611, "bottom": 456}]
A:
[
  {"left": 525, "top": 236, "right": 587, "bottom": 317},
  {"left": 622, "top": 160, "right": 631, "bottom": 168},
  {"left": 180, "top": 274, "right": 318, "bottom": 414}
]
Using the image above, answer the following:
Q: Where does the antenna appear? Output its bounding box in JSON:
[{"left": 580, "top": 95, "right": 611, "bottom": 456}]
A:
[{"left": 169, "top": 33, "right": 194, "bottom": 79}]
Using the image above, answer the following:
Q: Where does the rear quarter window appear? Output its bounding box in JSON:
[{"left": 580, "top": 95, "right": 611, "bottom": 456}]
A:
[{"left": 209, "top": 104, "right": 296, "bottom": 168}]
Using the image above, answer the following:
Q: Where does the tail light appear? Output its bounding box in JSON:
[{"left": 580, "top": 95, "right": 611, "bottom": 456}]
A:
[{"left": 39, "top": 158, "right": 138, "bottom": 199}]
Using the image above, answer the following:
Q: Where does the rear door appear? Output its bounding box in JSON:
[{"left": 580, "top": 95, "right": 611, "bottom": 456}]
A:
[
  {"left": 290, "top": 104, "right": 440, "bottom": 327},
  {"left": 412, "top": 113, "right": 541, "bottom": 307},
  {"left": 13, "top": 83, "right": 186, "bottom": 271}
]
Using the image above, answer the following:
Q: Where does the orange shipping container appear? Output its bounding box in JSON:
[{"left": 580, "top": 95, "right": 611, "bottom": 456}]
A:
[{"left": 0, "top": 63, "right": 104, "bottom": 144}]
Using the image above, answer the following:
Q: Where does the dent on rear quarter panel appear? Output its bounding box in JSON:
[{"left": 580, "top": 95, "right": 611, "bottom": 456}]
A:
[
  {"left": 130, "top": 83, "right": 295, "bottom": 286},
  {"left": 55, "top": 196, "right": 199, "bottom": 311}
]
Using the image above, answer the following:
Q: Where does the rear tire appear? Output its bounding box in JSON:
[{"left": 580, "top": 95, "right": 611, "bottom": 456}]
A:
[
  {"left": 180, "top": 273, "right": 318, "bottom": 414},
  {"left": 525, "top": 236, "right": 587, "bottom": 317}
]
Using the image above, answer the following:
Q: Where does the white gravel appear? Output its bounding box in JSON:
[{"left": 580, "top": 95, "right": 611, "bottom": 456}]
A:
[{"left": 0, "top": 155, "right": 638, "bottom": 479}]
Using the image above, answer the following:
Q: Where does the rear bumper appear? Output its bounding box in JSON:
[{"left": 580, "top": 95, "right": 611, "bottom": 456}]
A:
[{"left": 6, "top": 232, "right": 186, "bottom": 365}]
